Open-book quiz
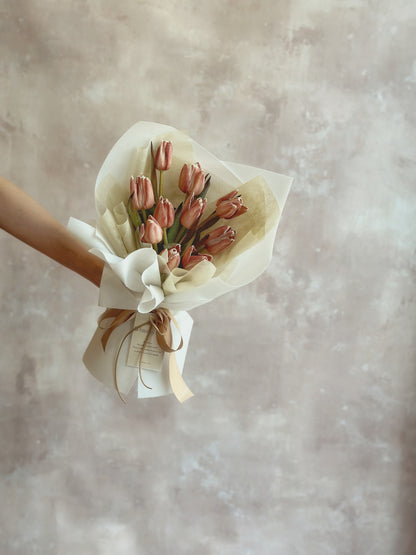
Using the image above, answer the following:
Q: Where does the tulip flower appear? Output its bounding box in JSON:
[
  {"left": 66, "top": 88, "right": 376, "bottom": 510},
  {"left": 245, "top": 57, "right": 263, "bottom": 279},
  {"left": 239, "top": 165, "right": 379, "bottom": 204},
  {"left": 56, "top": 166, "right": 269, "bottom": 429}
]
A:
[
  {"left": 181, "top": 245, "right": 213, "bottom": 271},
  {"left": 154, "top": 196, "right": 174, "bottom": 246},
  {"left": 130, "top": 176, "right": 154, "bottom": 211},
  {"left": 154, "top": 140, "right": 173, "bottom": 198},
  {"left": 198, "top": 224, "right": 235, "bottom": 254},
  {"left": 178, "top": 163, "right": 205, "bottom": 196},
  {"left": 153, "top": 197, "right": 175, "bottom": 228},
  {"left": 180, "top": 195, "right": 207, "bottom": 229},
  {"left": 216, "top": 190, "right": 248, "bottom": 219},
  {"left": 154, "top": 140, "right": 173, "bottom": 171},
  {"left": 161, "top": 244, "right": 181, "bottom": 271},
  {"left": 139, "top": 215, "right": 163, "bottom": 245}
]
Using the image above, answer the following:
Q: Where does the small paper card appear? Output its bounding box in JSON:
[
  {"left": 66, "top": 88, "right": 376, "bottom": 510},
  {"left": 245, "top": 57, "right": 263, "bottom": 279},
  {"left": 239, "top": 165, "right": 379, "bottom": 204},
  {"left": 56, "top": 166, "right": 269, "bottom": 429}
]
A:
[{"left": 126, "top": 313, "right": 163, "bottom": 372}]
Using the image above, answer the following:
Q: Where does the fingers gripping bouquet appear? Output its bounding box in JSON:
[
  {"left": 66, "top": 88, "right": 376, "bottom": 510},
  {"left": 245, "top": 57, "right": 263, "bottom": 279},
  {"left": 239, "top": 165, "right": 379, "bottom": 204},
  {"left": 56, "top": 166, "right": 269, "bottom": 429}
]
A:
[{"left": 68, "top": 122, "right": 292, "bottom": 403}]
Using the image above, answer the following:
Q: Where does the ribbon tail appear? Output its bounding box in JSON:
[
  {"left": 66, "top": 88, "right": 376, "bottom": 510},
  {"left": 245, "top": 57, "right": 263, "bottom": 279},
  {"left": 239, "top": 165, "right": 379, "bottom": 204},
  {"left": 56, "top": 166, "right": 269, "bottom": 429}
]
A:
[
  {"left": 99, "top": 309, "right": 136, "bottom": 351},
  {"left": 137, "top": 325, "right": 153, "bottom": 390},
  {"left": 168, "top": 353, "right": 193, "bottom": 403}
]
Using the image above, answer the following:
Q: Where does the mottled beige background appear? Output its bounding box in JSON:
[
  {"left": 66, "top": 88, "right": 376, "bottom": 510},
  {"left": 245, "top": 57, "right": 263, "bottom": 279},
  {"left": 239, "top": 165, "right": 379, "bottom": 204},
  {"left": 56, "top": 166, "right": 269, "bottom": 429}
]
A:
[{"left": 1, "top": 1, "right": 416, "bottom": 554}]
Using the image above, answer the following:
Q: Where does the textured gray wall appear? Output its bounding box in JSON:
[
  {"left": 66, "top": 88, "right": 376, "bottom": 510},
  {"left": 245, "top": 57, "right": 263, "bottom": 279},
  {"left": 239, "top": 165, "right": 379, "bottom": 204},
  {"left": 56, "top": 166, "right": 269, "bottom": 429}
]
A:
[{"left": 1, "top": 1, "right": 416, "bottom": 554}]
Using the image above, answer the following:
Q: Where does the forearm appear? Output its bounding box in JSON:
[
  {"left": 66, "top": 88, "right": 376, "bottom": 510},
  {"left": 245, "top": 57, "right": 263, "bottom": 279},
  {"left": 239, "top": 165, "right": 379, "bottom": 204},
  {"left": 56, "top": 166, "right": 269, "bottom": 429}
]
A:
[{"left": 0, "top": 176, "right": 104, "bottom": 286}]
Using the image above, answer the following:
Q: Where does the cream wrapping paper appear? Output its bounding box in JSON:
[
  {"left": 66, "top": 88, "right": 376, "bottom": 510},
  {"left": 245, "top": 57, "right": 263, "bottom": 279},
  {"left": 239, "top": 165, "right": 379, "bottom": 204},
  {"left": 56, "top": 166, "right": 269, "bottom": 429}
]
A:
[
  {"left": 83, "top": 310, "right": 193, "bottom": 400},
  {"left": 68, "top": 122, "right": 293, "bottom": 400}
]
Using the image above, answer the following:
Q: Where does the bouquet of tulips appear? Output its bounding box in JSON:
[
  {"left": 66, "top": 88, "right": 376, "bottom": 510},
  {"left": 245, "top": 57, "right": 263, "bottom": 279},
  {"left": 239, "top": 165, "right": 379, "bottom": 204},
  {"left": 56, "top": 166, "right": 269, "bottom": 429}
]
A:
[
  {"left": 127, "top": 140, "right": 247, "bottom": 279},
  {"left": 68, "top": 122, "right": 292, "bottom": 403}
]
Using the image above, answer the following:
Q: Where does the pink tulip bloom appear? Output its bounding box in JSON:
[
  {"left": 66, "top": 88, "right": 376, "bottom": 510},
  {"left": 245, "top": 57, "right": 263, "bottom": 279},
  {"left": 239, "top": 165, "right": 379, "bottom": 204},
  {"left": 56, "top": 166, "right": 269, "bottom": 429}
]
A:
[
  {"left": 216, "top": 189, "right": 248, "bottom": 219},
  {"left": 153, "top": 197, "right": 175, "bottom": 228},
  {"left": 199, "top": 224, "right": 235, "bottom": 254},
  {"left": 131, "top": 176, "right": 154, "bottom": 210},
  {"left": 180, "top": 195, "right": 207, "bottom": 229},
  {"left": 161, "top": 244, "right": 181, "bottom": 271},
  {"left": 182, "top": 245, "right": 213, "bottom": 271},
  {"left": 178, "top": 163, "right": 205, "bottom": 196},
  {"left": 139, "top": 215, "right": 163, "bottom": 244},
  {"left": 154, "top": 140, "right": 173, "bottom": 171}
]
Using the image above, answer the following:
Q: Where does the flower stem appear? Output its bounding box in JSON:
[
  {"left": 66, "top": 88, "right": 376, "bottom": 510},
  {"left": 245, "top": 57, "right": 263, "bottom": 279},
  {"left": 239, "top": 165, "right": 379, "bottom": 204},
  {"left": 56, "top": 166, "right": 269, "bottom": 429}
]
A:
[
  {"left": 174, "top": 223, "right": 184, "bottom": 243},
  {"left": 163, "top": 227, "right": 168, "bottom": 247},
  {"left": 159, "top": 170, "right": 164, "bottom": 197},
  {"left": 176, "top": 226, "right": 188, "bottom": 245},
  {"left": 197, "top": 212, "right": 217, "bottom": 233},
  {"left": 150, "top": 142, "right": 158, "bottom": 199}
]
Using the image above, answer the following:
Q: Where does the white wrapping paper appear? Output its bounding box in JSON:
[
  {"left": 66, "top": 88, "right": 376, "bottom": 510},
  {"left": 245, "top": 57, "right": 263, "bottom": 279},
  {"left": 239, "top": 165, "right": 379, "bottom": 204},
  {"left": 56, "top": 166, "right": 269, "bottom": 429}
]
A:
[
  {"left": 83, "top": 310, "right": 193, "bottom": 399},
  {"left": 68, "top": 122, "right": 292, "bottom": 400}
]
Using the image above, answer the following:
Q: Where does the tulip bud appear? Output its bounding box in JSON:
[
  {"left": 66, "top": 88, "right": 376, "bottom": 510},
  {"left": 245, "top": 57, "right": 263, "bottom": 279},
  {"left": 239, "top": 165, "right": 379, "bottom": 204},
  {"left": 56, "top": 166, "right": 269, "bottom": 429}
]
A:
[
  {"left": 129, "top": 175, "right": 136, "bottom": 196},
  {"left": 180, "top": 195, "right": 207, "bottom": 229},
  {"left": 178, "top": 163, "right": 205, "bottom": 196},
  {"left": 199, "top": 224, "right": 235, "bottom": 254},
  {"left": 129, "top": 176, "right": 139, "bottom": 211},
  {"left": 190, "top": 169, "right": 205, "bottom": 196},
  {"left": 139, "top": 215, "right": 163, "bottom": 244},
  {"left": 153, "top": 197, "right": 175, "bottom": 228},
  {"left": 181, "top": 245, "right": 213, "bottom": 271},
  {"left": 162, "top": 244, "right": 181, "bottom": 271},
  {"left": 154, "top": 140, "right": 173, "bottom": 171},
  {"left": 216, "top": 190, "right": 248, "bottom": 219},
  {"left": 131, "top": 176, "right": 154, "bottom": 210}
]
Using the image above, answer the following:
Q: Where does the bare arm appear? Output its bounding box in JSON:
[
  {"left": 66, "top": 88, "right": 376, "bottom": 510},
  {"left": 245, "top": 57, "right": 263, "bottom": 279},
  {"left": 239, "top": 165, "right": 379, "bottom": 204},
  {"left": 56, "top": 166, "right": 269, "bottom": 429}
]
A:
[{"left": 0, "top": 176, "right": 104, "bottom": 287}]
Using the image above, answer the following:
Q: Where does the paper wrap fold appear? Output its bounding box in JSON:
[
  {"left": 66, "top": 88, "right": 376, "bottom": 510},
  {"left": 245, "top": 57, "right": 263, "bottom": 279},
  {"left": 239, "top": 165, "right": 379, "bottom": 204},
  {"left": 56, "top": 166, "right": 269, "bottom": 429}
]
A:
[{"left": 68, "top": 122, "right": 292, "bottom": 400}]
